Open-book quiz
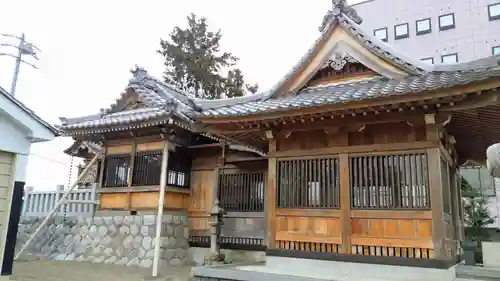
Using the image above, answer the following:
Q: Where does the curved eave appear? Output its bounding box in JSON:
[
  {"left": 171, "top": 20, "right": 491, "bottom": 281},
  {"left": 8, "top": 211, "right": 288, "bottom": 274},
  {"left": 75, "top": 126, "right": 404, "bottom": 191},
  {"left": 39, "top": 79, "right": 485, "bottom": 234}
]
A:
[{"left": 197, "top": 76, "right": 500, "bottom": 124}]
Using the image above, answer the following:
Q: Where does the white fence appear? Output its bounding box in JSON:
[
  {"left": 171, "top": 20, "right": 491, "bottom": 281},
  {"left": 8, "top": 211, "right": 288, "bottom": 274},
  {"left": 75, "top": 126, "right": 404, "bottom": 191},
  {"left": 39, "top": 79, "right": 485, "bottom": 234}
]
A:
[{"left": 22, "top": 184, "right": 97, "bottom": 217}]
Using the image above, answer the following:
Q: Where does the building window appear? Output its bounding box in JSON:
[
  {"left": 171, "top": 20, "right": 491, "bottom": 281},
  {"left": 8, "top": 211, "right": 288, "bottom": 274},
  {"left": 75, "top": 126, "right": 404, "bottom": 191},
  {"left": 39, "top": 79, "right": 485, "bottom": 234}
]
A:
[
  {"left": 489, "top": 3, "right": 500, "bottom": 21},
  {"left": 132, "top": 151, "right": 162, "bottom": 186},
  {"left": 441, "top": 53, "right": 458, "bottom": 64},
  {"left": 416, "top": 18, "right": 432, "bottom": 35},
  {"left": 460, "top": 166, "right": 497, "bottom": 197},
  {"left": 421, "top": 57, "right": 434, "bottom": 64},
  {"left": 394, "top": 23, "right": 409, "bottom": 40},
  {"left": 373, "top": 27, "right": 388, "bottom": 42},
  {"left": 493, "top": 46, "right": 500, "bottom": 55},
  {"left": 103, "top": 154, "right": 131, "bottom": 187},
  {"left": 439, "top": 13, "right": 455, "bottom": 31},
  {"left": 167, "top": 150, "right": 192, "bottom": 188}
]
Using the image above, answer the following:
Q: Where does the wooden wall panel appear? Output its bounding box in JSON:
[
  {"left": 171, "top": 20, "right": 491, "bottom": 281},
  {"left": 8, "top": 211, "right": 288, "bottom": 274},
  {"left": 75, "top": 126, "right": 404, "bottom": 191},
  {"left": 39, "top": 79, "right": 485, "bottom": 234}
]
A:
[
  {"left": 350, "top": 218, "right": 433, "bottom": 249},
  {"left": 277, "top": 123, "right": 427, "bottom": 152},
  {"left": 100, "top": 191, "right": 188, "bottom": 210},
  {"left": 275, "top": 209, "right": 341, "bottom": 244},
  {"left": 107, "top": 145, "right": 133, "bottom": 154},
  {"left": 136, "top": 141, "right": 163, "bottom": 152},
  {"left": 100, "top": 193, "right": 128, "bottom": 209},
  {"left": 188, "top": 170, "right": 214, "bottom": 213}
]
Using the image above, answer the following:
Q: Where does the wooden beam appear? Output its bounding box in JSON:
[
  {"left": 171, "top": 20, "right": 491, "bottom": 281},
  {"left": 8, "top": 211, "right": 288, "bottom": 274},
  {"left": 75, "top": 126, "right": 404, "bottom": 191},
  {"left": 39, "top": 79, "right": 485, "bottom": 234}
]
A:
[
  {"left": 270, "top": 141, "right": 438, "bottom": 158},
  {"left": 98, "top": 138, "right": 107, "bottom": 189},
  {"left": 339, "top": 153, "right": 351, "bottom": 254},
  {"left": 127, "top": 139, "right": 137, "bottom": 210},
  {"left": 266, "top": 139, "right": 277, "bottom": 249},
  {"left": 440, "top": 90, "right": 500, "bottom": 111}
]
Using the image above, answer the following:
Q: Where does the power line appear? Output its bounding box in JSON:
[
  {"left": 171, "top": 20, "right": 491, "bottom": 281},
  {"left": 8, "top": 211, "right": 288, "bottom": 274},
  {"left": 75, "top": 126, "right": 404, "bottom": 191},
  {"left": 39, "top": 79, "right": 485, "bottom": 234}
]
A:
[{"left": 18, "top": 152, "right": 80, "bottom": 167}]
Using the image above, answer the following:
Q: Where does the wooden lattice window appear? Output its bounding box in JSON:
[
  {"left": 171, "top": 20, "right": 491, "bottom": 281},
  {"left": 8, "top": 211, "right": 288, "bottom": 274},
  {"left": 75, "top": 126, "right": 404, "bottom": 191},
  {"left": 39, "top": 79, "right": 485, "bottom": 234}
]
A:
[
  {"left": 167, "top": 150, "right": 191, "bottom": 188},
  {"left": 132, "top": 151, "right": 162, "bottom": 186},
  {"left": 349, "top": 153, "right": 430, "bottom": 209},
  {"left": 277, "top": 157, "right": 340, "bottom": 208},
  {"left": 218, "top": 172, "right": 265, "bottom": 212},
  {"left": 103, "top": 154, "right": 131, "bottom": 187},
  {"left": 441, "top": 158, "right": 451, "bottom": 215}
]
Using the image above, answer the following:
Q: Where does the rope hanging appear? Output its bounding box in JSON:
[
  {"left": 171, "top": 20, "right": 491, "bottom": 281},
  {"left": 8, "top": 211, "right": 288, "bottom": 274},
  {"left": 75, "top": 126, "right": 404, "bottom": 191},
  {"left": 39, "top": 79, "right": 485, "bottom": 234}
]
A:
[{"left": 64, "top": 156, "right": 75, "bottom": 222}]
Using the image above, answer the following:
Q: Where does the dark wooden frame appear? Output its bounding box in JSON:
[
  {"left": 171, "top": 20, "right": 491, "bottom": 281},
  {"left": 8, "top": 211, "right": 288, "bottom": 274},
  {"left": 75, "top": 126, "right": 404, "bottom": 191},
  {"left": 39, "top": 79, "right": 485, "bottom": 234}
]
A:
[
  {"left": 103, "top": 153, "right": 131, "bottom": 188},
  {"left": 266, "top": 248, "right": 461, "bottom": 269},
  {"left": 188, "top": 235, "right": 266, "bottom": 251}
]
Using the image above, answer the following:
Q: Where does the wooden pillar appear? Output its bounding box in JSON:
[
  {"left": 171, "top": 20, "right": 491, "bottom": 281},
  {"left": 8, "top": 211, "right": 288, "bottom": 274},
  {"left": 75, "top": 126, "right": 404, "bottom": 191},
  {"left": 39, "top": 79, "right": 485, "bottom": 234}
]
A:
[
  {"left": 127, "top": 139, "right": 137, "bottom": 210},
  {"left": 339, "top": 153, "right": 351, "bottom": 254},
  {"left": 152, "top": 140, "right": 170, "bottom": 277},
  {"left": 449, "top": 165, "right": 460, "bottom": 257},
  {"left": 266, "top": 132, "right": 277, "bottom": 249},
  {"left": 98, "top": 138, "right": 108, "bottom": 189},
  {"left": 426, "top": 114, "right": 446, "bottom": 260}
]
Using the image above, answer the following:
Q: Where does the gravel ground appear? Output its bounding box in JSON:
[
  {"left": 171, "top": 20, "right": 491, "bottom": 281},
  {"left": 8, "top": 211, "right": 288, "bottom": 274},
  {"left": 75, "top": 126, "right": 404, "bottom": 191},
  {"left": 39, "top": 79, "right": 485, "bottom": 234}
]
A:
[{"left": 11, "top": 260, "right": 192, "bottom": 281}]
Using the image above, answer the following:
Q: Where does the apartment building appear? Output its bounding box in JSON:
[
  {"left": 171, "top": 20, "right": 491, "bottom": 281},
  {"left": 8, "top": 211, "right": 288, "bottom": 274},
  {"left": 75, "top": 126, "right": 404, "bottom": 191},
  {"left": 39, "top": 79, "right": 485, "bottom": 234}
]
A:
[{"left": 353, "top": 0, "right": 500, "bottom": 64}]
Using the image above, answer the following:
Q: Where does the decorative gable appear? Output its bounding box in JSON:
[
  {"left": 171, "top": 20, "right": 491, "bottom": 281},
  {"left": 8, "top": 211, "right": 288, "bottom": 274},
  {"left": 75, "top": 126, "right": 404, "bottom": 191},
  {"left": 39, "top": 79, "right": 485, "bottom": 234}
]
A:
[
  {"left": 123, "top": 99, "right": 147, "bottom": 111},
  {"left": 306, "top": 53, "right": 377, "bottom": 86}
]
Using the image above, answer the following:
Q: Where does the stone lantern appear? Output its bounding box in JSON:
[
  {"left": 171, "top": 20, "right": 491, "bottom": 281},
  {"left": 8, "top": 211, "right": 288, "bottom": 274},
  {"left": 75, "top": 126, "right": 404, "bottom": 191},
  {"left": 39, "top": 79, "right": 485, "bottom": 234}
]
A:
[{"left": 204, "top": 199, "right": 226, "bottom": 265}]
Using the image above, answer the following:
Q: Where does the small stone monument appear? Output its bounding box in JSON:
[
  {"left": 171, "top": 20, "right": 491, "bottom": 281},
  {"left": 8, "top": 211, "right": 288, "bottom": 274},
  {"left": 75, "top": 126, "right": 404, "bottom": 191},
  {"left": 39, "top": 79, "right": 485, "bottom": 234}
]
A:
[{"left": 204, "top": 199, "right": 226, "bottom": 265}]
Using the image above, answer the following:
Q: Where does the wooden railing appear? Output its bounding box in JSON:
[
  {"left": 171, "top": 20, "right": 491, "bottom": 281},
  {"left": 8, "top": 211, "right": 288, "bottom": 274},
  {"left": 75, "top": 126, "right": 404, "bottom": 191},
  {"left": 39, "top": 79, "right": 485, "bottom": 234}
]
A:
[
  {"left": 22, "top": 184, "right": 97, "bottom": 217},
  {"left": 270, "top": 151, "right": 437, "bottom": 265},
  {"left": 277, "top": 157, "right": 340, "bottom": 208},
  {"left": 218, "top": 171, "right": 265, "bottom": 212},
  {"left": 349, "top": 153, "right": 430, "bottom": 209}
]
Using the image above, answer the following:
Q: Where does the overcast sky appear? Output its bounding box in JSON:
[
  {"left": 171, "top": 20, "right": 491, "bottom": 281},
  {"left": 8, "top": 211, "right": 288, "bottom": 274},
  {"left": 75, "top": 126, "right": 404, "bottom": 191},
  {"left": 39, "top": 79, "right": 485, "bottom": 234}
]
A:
[{"left": 0, "top": 0, "right": 365, "bottom": 190}]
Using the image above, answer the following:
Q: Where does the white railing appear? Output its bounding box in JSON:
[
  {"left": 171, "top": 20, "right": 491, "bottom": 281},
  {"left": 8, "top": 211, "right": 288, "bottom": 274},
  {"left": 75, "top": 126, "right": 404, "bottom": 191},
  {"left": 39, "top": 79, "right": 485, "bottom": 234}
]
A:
[{"left": 22, "top": 184, "right": 97, "bottom": 217}]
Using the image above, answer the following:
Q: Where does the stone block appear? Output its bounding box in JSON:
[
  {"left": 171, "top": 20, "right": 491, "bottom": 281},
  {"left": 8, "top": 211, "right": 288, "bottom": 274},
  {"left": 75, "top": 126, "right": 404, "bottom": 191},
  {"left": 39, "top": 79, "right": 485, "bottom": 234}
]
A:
[
  {"left": 143, "top": 215, "right": 156, "bottom": 226},
  {"left": 113, "top": 216, "right": 123, "bottom": 225},
  {"left": 126, "top": 257, "right": 139, "bottom": 267},
  {"left": 482, "top": 241, "right": 500, "bottom": 268},
  {"left": 139, "top": 259, "right": 153, "bottom": 268},
  {"left": 130, "top": 224, "right": 140, "bottom": 236}
]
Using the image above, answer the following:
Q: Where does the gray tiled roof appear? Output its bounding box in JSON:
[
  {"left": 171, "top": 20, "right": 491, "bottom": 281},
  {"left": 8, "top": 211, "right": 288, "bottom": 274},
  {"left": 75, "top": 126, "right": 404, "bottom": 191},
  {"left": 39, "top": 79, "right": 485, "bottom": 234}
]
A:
[
  {"left": 200, "top": 67, "right": 500, "bottom": 117},
  {"left": 59, "top": 2, "right": 500, "bottom": 128},
  {"left": 0, "top": 86, "right": 60, "bottom": 135},
  {"left": 58, "top": 67, "right": 196, "bottom": 132}
]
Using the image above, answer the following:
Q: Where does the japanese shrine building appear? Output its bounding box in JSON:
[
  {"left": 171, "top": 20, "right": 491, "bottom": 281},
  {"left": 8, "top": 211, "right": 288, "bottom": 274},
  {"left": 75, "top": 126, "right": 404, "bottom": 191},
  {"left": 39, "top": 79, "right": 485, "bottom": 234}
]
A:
[{"left": 58, "top": 1, "right": 500, "bottom": 281}]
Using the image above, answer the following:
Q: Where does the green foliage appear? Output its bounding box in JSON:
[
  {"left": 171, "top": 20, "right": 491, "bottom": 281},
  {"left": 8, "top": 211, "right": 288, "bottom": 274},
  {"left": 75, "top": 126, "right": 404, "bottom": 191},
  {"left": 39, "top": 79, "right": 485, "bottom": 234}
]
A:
[
  {"left": 157, "top": 13, "right": 258, "bottom": 99},
  {"left": 461, "top": 176, "right": 495, "bottom": 241}
]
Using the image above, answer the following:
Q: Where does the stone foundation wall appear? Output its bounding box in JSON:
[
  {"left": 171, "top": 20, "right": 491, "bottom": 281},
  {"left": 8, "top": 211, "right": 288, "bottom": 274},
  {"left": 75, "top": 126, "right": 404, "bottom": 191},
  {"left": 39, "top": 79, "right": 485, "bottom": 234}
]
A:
[{"left": 16, "top": 213, "right": 190, "bottom": 268}]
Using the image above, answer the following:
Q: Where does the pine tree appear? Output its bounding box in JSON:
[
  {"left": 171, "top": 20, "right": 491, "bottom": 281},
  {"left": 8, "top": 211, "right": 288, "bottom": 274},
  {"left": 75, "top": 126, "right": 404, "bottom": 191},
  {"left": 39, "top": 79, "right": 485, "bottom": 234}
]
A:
[{"left": 157, "top": 13, "right": 258, "bottom": 99}]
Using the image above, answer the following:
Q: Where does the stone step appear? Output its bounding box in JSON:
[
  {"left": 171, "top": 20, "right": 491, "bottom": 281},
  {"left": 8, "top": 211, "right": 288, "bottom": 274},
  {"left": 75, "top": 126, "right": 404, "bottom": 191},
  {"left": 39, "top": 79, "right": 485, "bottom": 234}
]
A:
[{"left": 456, "top": 265, "right": 500, "bottom": 281}]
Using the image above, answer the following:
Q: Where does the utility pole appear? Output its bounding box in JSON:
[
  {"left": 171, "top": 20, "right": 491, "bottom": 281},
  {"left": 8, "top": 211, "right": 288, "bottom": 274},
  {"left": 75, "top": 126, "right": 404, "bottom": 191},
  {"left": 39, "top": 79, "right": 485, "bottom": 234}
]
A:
[{"left": 0, "top": 33, "right": 40, "bottom": 97}]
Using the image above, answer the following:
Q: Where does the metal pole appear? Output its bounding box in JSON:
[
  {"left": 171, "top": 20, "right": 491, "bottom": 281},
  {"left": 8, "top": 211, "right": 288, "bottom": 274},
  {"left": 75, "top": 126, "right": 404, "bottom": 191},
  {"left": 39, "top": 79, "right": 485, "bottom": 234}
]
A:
[
  {"left": 14, "top": 153, "right": 102, "bottom": 260},
  {"left": 152, "top": 141, "right": 169, "bottom": 277},
  {"left": 10, "top": 33, "right": 24, "bottom": 97}
]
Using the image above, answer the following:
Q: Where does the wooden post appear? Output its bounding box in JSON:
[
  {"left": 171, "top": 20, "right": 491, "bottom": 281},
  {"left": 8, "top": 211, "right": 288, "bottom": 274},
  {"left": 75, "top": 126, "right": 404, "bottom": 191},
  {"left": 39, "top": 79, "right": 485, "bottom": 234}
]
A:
[
  {"left": 127, "top": 139, "right": 137, "bottom": 210},
  {"left": 339, "top": 153, "right": 351, "bottom": 254},
  {"left": 98, "top": 140, "right": 107, "bottom": 189},
  {"left": 426, "top": 115, "right": 446, "bottom": 260},
  {"left": 266, "top": 133, "right": 277, "bottom": 249},
  {"left": 152, "top": 141, "right": 170, "bottom": 277},
  {"left": 15, "top": 153, "right": 103, "bottom": 260}
]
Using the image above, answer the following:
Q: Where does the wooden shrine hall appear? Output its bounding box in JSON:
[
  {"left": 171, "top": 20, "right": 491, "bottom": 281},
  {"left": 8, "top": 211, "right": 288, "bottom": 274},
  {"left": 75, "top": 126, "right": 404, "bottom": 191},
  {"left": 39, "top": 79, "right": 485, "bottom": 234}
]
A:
[{"left": 58, "top": 1, "right": 500, "bottom": 280}]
